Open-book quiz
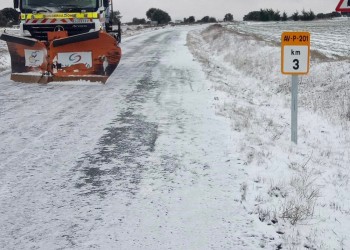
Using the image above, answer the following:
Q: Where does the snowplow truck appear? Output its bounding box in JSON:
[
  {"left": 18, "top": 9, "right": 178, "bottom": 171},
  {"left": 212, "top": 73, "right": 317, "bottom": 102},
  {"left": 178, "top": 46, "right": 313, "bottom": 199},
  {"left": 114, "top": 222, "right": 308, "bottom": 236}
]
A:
[{"left": 0, "top": 0, "right": 122, "bottom": 83}]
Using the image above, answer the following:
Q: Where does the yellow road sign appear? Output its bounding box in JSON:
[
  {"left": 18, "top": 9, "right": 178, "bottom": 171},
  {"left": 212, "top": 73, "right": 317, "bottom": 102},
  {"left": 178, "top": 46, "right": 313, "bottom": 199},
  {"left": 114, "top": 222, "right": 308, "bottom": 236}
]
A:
[{"left": 281, "top": 32, "right": 310, "bottom": 75}]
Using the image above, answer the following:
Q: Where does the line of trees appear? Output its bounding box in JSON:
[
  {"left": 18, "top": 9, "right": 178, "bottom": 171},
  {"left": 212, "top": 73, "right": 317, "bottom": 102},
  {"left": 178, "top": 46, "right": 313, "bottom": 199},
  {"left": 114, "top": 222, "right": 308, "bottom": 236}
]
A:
[
  {"left": 183, "top": 15, "right": 217, "bottom": 24},
  {"left": 183, "top": 13, "right": 233, "bottom": 24},
  {"left": 316, "top": 12, "right": 341, "bottom": 19},
  {"left": 200, "top": 16, "right": 217, "bottom": 23},
  {"left": 244, "top": 9, "right": 341, "bottom": 22},
  {"left": 132, "top": 18, "right": 147, "bottom": 25},
  {"left": 243, "top": 9, "right": 282, "bottom": 21},
  {"left": 132, "top": 9, "right": 224, "bottom": 25},
  {"left": 291, "top": 10, "right": 316, "bottom": 21}
]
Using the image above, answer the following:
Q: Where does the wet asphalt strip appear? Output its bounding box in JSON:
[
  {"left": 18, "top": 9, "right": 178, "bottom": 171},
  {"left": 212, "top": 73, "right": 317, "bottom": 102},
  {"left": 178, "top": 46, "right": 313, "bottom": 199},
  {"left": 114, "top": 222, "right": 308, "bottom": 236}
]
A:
[
  {"left": 73, "top": 35, "right": 169, "bottom": 199},
  {"left": 75, "top": 79, "right": 159, "bottom": 198}
]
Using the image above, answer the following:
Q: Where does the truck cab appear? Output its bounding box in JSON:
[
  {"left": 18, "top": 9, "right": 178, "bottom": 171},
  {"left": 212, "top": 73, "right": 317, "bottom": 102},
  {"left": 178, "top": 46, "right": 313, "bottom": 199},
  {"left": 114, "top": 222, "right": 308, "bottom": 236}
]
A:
[{"left": 13, "top": 0, "right": 113, "bottom": 41}]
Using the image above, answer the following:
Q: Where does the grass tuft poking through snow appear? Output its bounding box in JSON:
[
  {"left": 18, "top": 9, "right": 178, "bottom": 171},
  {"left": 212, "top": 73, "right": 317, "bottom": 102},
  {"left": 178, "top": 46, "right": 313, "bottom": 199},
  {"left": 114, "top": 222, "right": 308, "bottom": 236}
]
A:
[{"left": 281, "top": 158, "right": 320, "bottom": 226}]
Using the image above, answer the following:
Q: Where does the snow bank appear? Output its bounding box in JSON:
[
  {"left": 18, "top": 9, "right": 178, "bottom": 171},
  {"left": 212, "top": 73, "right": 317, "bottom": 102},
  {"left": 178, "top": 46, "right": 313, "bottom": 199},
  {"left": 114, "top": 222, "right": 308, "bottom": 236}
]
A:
[{"left": 121, "top": 24, "right": 168, "bottom": 38}]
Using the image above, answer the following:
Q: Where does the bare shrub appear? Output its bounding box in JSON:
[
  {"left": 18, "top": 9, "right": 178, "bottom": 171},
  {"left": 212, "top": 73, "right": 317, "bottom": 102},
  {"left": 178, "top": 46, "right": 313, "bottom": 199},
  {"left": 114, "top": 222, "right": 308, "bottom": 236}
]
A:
[
  {"left": 281, "top": 197, "right": 316, "bottom": 225},
  {"left": 280, "top": 163, "right": 320, "bottom": 225}
]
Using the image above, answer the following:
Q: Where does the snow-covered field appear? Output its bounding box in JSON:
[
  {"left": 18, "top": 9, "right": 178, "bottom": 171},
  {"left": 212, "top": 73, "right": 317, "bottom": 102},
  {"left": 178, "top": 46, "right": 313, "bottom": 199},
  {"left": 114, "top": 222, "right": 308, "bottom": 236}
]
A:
[
  {"left": 227, "top": 18, "right": 350, "bottom": 59},
  {"left": 188, "top": 21, "right": 350, "bottom": 249},
  {"left": 0, "top": 20, "right": 349, "bottom": 250}
]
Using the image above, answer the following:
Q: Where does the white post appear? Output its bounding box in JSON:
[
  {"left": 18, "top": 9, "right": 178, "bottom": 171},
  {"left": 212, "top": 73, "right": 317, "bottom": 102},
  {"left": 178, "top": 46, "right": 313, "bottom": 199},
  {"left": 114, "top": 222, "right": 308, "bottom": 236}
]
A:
[{"left": 291, "top": 75, "right": 298, "bottom": 144}]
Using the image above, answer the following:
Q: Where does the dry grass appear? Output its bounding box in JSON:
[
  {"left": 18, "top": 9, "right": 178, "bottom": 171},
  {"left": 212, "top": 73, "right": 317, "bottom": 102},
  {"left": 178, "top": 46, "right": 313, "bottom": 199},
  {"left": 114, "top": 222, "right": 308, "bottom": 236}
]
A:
[
  {"left": 240, "top": 182, "right": 248, "bottom": 202},
  {"left": 281, "top": 159, "right": 320, "bottom": 225}
]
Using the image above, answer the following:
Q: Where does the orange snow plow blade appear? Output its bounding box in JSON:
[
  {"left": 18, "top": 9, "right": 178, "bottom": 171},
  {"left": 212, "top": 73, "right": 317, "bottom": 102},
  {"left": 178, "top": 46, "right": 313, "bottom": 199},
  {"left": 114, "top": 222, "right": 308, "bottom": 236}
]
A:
[
  {"left": 0, "top": 34, "right": 49, "bottom": 83},
  {"left": 0, "top": 31, "right": 121, "bottom": 84}
]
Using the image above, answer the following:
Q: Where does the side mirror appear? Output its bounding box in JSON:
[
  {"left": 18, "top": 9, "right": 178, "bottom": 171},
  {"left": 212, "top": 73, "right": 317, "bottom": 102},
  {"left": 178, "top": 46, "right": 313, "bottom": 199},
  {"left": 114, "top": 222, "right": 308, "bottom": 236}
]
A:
[
  {"left": 14, "top": 0, "right": 19, "bottom": 8},
  {"left": 103, "top": 0, "right": 109, "bottom": 7}
]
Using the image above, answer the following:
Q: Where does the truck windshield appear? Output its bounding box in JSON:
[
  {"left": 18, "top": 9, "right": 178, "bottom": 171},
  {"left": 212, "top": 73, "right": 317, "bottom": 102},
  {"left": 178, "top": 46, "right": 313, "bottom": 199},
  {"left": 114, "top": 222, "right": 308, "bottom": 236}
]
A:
[{"left": 20, "top": 0, "right": 99, "bottom": 13}]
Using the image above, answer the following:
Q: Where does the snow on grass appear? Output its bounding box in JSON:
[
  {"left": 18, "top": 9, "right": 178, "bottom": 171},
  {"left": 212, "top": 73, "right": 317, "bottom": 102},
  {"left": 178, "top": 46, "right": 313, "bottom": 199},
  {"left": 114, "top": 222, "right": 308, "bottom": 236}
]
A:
[
  {"left": 225, "top": 20, "right": 350, "bottom": 125},
  {"left": 188, "top": 23, "right": 350, "bottom": 250},
  {"left": 228, "top": 19, "right": 350, "bottom": 59}
]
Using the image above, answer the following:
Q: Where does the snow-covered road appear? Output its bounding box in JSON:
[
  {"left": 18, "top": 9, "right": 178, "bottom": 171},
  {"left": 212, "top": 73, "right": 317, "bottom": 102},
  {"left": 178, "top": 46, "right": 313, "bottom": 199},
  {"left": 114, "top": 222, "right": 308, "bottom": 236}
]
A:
[{"left": 0, "top": 26, "right": 269, "bottom": 249}]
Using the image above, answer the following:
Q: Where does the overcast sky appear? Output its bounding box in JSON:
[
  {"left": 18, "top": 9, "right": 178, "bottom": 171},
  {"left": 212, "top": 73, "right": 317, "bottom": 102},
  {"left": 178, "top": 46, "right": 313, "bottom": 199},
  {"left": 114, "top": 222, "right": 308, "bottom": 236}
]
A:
[{"left": 0, "top": 0, "right": 338, "bottom": 22}]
